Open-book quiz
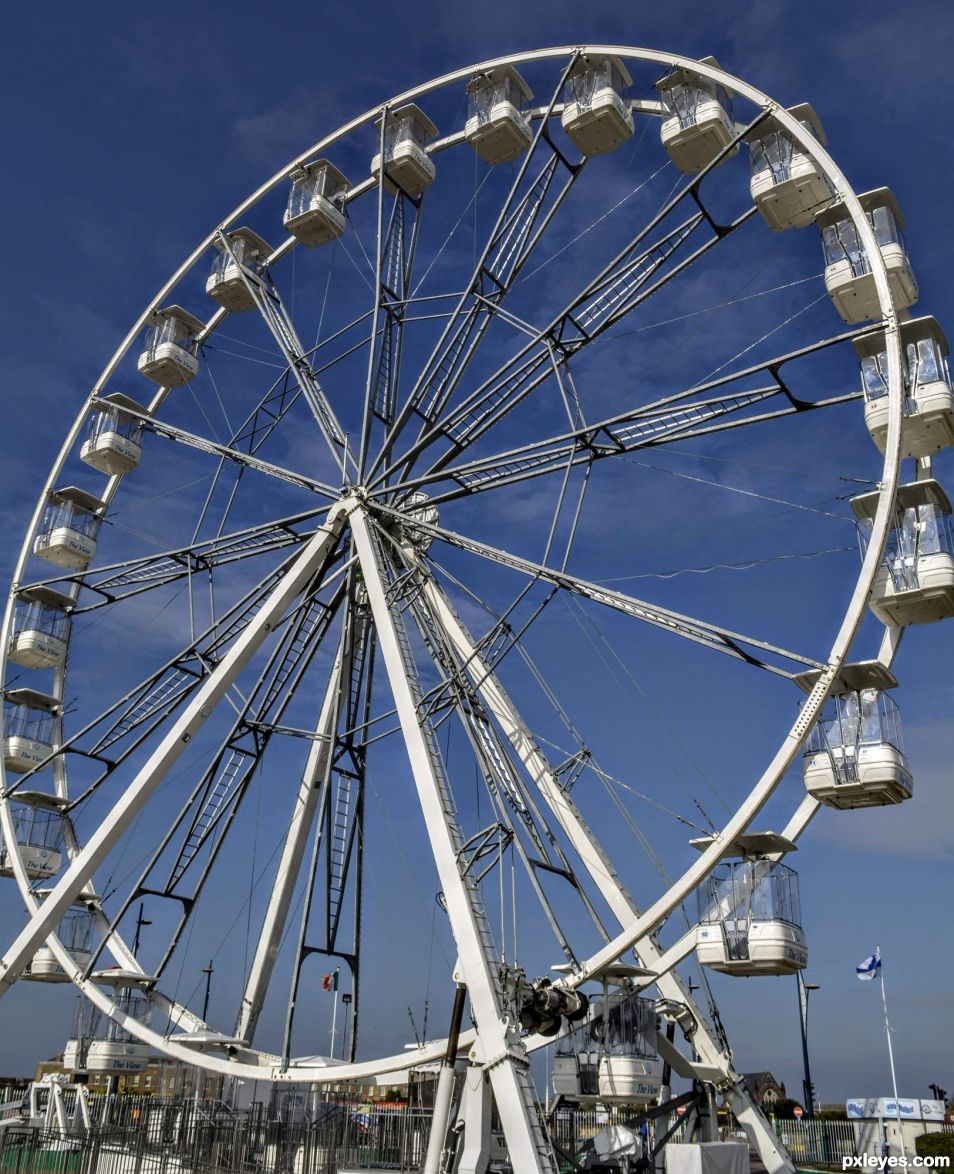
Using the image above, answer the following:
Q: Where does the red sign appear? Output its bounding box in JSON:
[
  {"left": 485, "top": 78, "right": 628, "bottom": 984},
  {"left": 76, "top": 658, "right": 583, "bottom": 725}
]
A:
[{"left": 794, "top": 1107, "right": 804, "bottom": 1118}]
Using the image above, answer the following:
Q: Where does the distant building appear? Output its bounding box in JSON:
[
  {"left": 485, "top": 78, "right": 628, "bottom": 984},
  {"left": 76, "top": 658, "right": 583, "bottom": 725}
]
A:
[{"left": 742, "top": 1072, "right": 787, "bottom": 1108}]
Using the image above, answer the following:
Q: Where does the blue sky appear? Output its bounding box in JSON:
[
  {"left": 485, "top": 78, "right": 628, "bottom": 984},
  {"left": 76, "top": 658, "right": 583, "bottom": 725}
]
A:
[{"left": 0, "top": 0, "right": 952, "bottom": 1109}]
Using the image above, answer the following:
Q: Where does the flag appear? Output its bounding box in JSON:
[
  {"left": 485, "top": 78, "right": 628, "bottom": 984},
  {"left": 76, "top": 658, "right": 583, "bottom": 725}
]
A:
[
  {"left": 322, "top": 969, "right": 339, "bottom": 992},
  {"left": 856, "top": 947, "right": 882, "bottom": 981}
]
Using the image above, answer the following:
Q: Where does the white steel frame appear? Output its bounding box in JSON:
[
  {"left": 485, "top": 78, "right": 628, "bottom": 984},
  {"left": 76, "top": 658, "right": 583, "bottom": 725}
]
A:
[{"left": 0, "top": 46, "right": 917, "bottom": 1174}]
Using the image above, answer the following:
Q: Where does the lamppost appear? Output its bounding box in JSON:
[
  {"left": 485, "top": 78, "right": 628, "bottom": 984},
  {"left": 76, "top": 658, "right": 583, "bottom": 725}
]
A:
[
  {"left": 796, "top": 974, "right": 820, "bottom": 1116},
  {"left": 194, "top": 962, "right": 214, "bottom": 1103}
]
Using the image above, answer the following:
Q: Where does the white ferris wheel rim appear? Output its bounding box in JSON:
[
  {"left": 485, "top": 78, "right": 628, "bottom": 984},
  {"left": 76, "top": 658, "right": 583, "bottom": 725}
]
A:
[{"left": 0, "top": 44, "right": 906, "bottom": 1084}]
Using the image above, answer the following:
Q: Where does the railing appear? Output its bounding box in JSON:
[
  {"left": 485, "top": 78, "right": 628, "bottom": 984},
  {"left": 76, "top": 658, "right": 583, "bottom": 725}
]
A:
[
  {"left": 4, "top": 1094, "right": 951, "bottom": 1174},
  {"left": 769, "top": 1117, "right": 859, "bottom": 1165}
]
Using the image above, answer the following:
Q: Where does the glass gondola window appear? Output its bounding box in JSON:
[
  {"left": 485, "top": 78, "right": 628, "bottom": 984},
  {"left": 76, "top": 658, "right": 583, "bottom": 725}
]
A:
[
  {"left": 661, "top": 76, "right": 732, "bottom": 130},
  {"left": 567, "top": 59, "right": 628, "bottom": 111},
  {"left": 287, "top": 163, "right": 348, "bottom": 222},
  {"left": 821, "top": 218, "right": 866, "bottom": 274},
  {"left": 7, "top": 805, "right": 63, "bottom": 856},
  {"left": 871, "top": 203, "right": 903, "bottom": 248},
  {"left": 385, "top": 109, "right": 428, "bottom": 159},
  {"left": 469, "top": 72, "right": 527, "bottom": 124},
  {"left": 40, "top": 497, "right": 99, "bottom": 541},
  {"left": 807, "top": 689, "right": 905, "bottom": 757},
  {"left": 4, "top": 696, "right": 57, "bottom": 744},
  {"left": 699, "top": 860, "right": 802, "bottom": 928},
  {"left": 85, "top": 400, "right": 143, "bottom": 448},
  {"left": 860, "top": 502, "right": 954, "bottom": 586},
  {"left": 73, "top": 990, "right": 153, "bottom": 1043},
  {"left": 748, "top": 106, "right": 823, "bottom": 183},
  {"left": 748, "top": 127, "right": 795, "bottom": 183},
  {"left": 821, "top": 204, "right": 903, "bottom": 274},
  {"left": 284, "top": 162, "right": 349, "bottom": 247},
  {"left": 210, "top": 232, "right": 261, "bottom": 284},
  {"left": 144, "top": 313, "right": 198, "bottom": 359},
  {"left": 587, "top": 991, "right": 657, "bottom": 1057},
  {"left": 12, "top": 597, "right": 70, "bottom": 645},
  {"left": 58, "top": 908, "right": 93, "bottom": 954}
]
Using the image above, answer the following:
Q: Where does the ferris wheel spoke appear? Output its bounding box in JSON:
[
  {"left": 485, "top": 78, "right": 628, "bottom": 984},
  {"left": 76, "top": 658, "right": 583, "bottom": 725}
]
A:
[
  {"left": 89, "top": 396, "right": 339, "bottom": 499},
  {"left": 369, "top": 60, "right": 587, "bottom": 481},
  {"left": 356, "top": 192, "right": 425, "bottom": 475},
  {"left": 389, "top": 543, "right": 609, "bottom": 960},
  {"left": 372, "top": 114, "right": 767, "bottom": 489},
  {"left": 7, "top": 541, "right": 349, "bottom": 816},
  {"left": 81, "top": 580, "right": 349, "bottom": 989},
  {"left": 410, "top": 389, "right": 862, "bottom": 503},
  {"left": 241, "top": 580, "right": 371, "bottom": 1051},
  {"left": 373, "top": 506, "right": 822, "bottom": 674},
  {"left": 213, "top": 233, "right": 356, "bottom": 478},
  {"left": 349, "top": 502, "right": 560, "bottom": 1169},
  {"left": 20, "top": 505, "right": 331, "bottom": 612},
  {"left": 376, "top": 321, "right": 870, "bottom": 502},
  {"left": 0, "top": 507, "right": 347, "bottom": 998},
  {"left": 279, "top": 599, "right": 374, "bottom": 1063},
  {"left": 374, "top": 204, "right": 750, "bottom": 485},
  {"left": 407, "top": 550, "right": 789, "bottom": 1124}
]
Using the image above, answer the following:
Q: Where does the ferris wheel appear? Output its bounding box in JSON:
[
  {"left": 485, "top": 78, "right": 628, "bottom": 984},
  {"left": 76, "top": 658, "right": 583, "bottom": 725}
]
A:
[{"left": 1, "top": 45, "right": 951, "bottom": 1174}]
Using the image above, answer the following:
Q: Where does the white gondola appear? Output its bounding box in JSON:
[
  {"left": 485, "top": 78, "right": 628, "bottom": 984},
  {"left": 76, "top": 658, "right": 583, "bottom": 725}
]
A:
[
  {"left": 553, "top": 963, "right": 661, "bottom": 1102},
  {"left": 79, "top": 393, "right": 147, "bottom": 475},
  {"left": 816, "top": 188, "right": 918, "bottom": 323},
  {"left": 857, "top": 317, "right": 954, "bottom": 458},
  {"left": 206, "top": 228, "right": 271, "bottom": 312},
  {"left": 28, "top": 906, "right": 94, "bottom": 982},
  {"left": 67, "top": 991, "right": 154, "bottom": 1072},
  {"left": 33, "top": 487, "right": 105, "bottom": 570},
  {"left": 852, "top": 479, "right": 954, "bottom": 625},
  {"left": 371, "top": 105, "right": 437, "bottom": 197},
  {"left": 561, "top": 56, "right": 634, "bottom": 157},
  {"left": 465, "top": 65, "right": 533, "bottom": 164},
  {"left": 3, "top": 689, "right": 59, "bottom": 773},
  {"left": 137, "top": 305, "right": 204, "bottom": 387},
  {"left": 284, "top": 160, "right": 349, "bottom": 246},
  {"left": 657, "top": 56, "right": 737, "bottom": 175},
  {"left": 796, "top": 663, "right": 913, "bottom": 808},
  {"left": 747, "top": 103, "right": 834, "bottom": 230},
  {"left": 0, "top": 796, "right": 65, "bottom": 879},
  {"left": 8, "top": 586, "right": 72, "bottom": 670},
  {"left": 694, "top": 834, "right": 807, "bottom": 976}
]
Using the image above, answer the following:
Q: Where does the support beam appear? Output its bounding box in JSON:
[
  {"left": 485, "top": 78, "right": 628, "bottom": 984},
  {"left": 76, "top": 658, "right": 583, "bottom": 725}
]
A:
[
  {"left": 348, "top": 502, "right": 556, "bottom": 1174},
  {"left": 235, "top": 624, "right": 349, "bottom": 1043},
  {"left": 0, "top": 506, "right": 346, "bottom": 996},
  {"left": 411, "top": 558, "right": 796, "bottom": 1174}
]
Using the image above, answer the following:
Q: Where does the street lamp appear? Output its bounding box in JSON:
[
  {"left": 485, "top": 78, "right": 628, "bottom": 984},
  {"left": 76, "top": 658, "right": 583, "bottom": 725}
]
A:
[{"left": 796, "top": 974, "right": 820, "bottom": 1117}]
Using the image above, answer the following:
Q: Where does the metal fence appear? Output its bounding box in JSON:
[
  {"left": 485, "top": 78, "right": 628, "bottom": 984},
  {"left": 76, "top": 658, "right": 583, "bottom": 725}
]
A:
[
  {"left": 0, "top": 1096, "right": 649, "bottom": 1174},
  {"left": 769, "top": 1117, "right": 859, "bottom": 1165},
  {"left": 3, "top": 1095, "right": 952, "bottom": 1174}
]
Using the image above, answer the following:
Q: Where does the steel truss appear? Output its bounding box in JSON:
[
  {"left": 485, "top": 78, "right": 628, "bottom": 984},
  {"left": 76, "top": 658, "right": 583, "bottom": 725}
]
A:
[{"left": 0, "top": 44, "right": 914, "bottom": 1174}]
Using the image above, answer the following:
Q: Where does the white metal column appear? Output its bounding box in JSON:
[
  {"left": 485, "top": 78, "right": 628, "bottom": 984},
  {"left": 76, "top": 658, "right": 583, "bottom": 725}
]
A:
[
  {"left": 0, "top": 507, "right": 346, "bottom": 996},
  {"left": 348, "top": 502, "right": 555, "bottom": 1174},
  {"left": 413, "top": 559, "right": 795, "bottom": 1174}
]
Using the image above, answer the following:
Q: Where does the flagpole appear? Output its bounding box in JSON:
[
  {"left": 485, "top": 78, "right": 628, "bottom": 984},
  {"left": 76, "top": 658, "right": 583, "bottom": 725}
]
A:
[{"left": 878, "top": 947, "right": 906, "bottom": 1158}]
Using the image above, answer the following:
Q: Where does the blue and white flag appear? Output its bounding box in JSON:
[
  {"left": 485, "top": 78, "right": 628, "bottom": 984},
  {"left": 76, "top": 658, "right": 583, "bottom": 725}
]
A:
[{"left": 856, "top": 947, "right": 882, "bottom": 981}]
